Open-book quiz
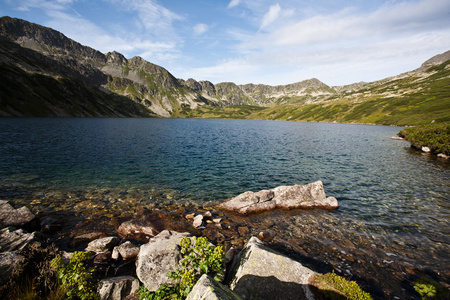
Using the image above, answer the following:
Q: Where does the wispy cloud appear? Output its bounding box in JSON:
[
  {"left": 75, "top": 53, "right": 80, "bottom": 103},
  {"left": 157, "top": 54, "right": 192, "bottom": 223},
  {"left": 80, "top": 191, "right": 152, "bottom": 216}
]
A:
[
  {"left": 228, "top": 0, "right": 240, "bottom": 9},
  {"left": 193, "top": 23, "right": 209, "bottom": 35},
  {"left": 260, "top": 3, "right": 281, "bottom": 30}
]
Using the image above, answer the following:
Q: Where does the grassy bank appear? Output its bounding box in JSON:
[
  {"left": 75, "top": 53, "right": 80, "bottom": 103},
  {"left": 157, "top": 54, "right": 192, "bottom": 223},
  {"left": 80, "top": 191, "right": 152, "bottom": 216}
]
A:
[{"left": 398, "top": 122, "right": 450, "bottom": 155}]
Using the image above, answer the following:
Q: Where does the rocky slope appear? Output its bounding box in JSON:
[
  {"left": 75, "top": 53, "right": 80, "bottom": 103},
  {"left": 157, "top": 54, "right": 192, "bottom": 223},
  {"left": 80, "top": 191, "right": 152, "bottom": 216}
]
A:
[
  {"left": 0, "top": 17, "right": 205, "bottom": 117},
  {"left": 0, "top": 16, "right": 449, "bottom": 123}
]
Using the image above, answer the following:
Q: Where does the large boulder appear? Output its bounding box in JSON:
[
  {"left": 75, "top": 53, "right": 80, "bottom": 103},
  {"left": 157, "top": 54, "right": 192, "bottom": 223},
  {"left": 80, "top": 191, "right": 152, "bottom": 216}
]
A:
[
  {"left": 97, "top": 276, "right": 140, "bottom": 300},
  {"left": 0, "top": 200, "right": 39, "bottom": 231},
  {"left": 136, "top": 230, "right": 192, "bottom": 291},
  {"left": 228, "top": 236, "right": 316, "bottom": 300},
  {"left": 219, "top": 181, "right": 338, "bottom": 214},
  {"left": 186, "top": 274, "right": 243, "bottom": 300}
]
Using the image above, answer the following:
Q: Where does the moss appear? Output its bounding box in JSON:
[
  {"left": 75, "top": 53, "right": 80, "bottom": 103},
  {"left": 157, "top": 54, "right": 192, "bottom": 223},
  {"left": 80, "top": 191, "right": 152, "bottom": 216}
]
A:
[{"left": 310, "top": 272, "right": 373, "bottom": 300}]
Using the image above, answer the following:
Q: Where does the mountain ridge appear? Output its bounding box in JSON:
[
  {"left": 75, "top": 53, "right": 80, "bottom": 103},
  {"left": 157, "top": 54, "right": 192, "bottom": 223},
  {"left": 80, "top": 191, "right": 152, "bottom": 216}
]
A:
[{"left": 0, "top": 16, "right": 449, "bottom": 125}]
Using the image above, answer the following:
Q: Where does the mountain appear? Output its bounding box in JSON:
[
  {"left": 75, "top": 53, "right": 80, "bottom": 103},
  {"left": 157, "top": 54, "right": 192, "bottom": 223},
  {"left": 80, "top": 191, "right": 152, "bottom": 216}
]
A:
[
  {"left": 0, "top": 16, "right": 205, "bottom": 117},
  {"left": 0, "top": 16, "right": 449, "bottom": 125}
]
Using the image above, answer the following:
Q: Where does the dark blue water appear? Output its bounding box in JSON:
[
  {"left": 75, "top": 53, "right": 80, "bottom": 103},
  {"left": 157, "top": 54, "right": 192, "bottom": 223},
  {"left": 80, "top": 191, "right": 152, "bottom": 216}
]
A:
[{"left": 1, "top": 118, "right": 449, "bottom": 298}]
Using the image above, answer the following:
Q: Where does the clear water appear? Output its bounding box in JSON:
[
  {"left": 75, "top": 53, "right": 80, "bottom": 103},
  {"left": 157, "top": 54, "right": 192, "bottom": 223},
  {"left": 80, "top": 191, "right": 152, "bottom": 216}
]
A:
[{"left": 1, "top": 118, "right": 449, "bottom": 298}]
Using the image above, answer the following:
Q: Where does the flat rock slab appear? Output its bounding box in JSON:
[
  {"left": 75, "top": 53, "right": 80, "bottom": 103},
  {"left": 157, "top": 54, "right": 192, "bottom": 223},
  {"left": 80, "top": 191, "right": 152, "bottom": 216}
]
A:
[
  {"left": 186, "top": 274, "right": 243, "bottom": 300},
  {"left": 0, "top": 227, "right": 44, "bottom": 252},
  {"left": 219, "top": 181, "right": 338, "bottom": 214},
  {"left": 229, "top": 236, "right": 316, "bottom": 300}
]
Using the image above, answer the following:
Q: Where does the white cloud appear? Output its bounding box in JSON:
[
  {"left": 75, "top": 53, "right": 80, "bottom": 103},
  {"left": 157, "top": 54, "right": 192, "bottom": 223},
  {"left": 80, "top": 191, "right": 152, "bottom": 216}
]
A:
[
  {"left": 260, "top": 3, "right": 281, "bottom": 30},
  {"left": 247, "top": 0, "right": 450, "bottom": 49},
  {"left": 107, "top": 0, "right": 182, "bottom": 34},
  {"left": 193, "top": 23, "right": 209, "bottom": 35},
  {"left": 228, "top": 0, "right": 240, "bottom": 9}
]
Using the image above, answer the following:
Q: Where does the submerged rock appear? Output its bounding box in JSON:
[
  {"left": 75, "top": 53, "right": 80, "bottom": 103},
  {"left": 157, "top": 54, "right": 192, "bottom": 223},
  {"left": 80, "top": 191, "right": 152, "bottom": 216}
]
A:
[
  {"left": 228, "top": 236, "right": 316, "bottom": 300},
  {"left": 117, "top": 218, "right": 160, "bottom": 240},
  {"left": 219, "top": 181, "right": 338, "bottom": 214}
]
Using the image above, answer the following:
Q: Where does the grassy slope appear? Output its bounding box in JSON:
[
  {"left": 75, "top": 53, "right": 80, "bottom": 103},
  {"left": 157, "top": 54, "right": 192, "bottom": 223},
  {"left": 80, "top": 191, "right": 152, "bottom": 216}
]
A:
[{"left": 177, "top": 60, "right": 450, "bottom": 126}]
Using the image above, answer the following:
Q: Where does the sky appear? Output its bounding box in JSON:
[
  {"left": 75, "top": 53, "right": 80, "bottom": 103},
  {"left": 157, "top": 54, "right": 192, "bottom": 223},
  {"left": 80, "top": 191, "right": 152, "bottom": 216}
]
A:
[{"left": 1, "top": 0, "right": 450, "bottom": 86}]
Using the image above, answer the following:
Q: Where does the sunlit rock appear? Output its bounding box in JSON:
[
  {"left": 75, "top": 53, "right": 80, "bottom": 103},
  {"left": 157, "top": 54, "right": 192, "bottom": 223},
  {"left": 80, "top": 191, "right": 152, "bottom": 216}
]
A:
[
  {"left": 219, "top": 181, "right": 338, "bottom": 214},
  {"left": 229, "top": 236, "right": 316, "bottom": 300},
  {"left": 87, "top": 236, "right": 120, "bottom": 252},
  {"left": 136, "top": 230, "right": 192, "bottom": 291},
  {"left": 186, "top": 274, "right": 243, "bottom": 300},
  {"left": 98, "top": 275, "right": 139, "bottom": 300}
]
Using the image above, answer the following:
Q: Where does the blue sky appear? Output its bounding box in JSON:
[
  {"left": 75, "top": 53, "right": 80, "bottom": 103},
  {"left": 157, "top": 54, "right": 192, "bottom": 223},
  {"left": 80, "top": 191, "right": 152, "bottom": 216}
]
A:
[{"left": 1, "top": 0, "right": 450, "bottom": 86}]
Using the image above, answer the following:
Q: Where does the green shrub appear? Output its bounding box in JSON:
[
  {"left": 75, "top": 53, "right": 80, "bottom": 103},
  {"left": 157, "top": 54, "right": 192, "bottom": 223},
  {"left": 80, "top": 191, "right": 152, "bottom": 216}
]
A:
[
  {"left": 414, "top": 278, "right": 444, "bottom": 300},
  {"left": 50, "top": 251, "right": 98, "bottom": 300},
  {"left": 398, "top": 123, "right": 450, "bottom": 155},
  {"left": 138, "top": 236, "right": 225, "bottom": 300}
]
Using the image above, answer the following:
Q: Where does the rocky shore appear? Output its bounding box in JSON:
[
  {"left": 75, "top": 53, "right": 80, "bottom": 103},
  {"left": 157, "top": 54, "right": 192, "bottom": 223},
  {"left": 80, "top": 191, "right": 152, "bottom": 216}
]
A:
[
  {"left": 0, "top": 182, "right": 347, "bottom": 299},
  {"left": 1, "top": 182, "right": 447, "bottom": 299}
]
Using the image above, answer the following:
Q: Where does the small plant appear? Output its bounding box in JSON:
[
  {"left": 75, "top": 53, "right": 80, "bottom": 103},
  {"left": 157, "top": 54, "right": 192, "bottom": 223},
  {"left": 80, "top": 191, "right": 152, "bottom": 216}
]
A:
[
  {"left": 314, "top": 271, "right": 373, "bottom": 300},
  {"left": 414, "top": 278, "right": 444, "bottom": 300},
  {"left": 138, "top": 236, "right": 225, "bottom": 300},
  {"left": 50, "top": 251, "right": 99, "bottom": 300}
]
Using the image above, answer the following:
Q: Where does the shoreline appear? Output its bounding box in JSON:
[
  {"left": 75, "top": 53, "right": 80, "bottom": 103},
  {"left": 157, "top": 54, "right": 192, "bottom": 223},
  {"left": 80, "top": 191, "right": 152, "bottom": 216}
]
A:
[{"left": 2, "top": 188, "right": 449, "bottom": 299}]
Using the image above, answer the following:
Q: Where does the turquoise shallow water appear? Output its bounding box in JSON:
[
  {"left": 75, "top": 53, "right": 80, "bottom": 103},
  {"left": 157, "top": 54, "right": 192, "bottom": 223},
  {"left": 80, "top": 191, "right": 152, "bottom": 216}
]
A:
[{"left": 0, "top": 117, "right": 449, "bottom": 298}]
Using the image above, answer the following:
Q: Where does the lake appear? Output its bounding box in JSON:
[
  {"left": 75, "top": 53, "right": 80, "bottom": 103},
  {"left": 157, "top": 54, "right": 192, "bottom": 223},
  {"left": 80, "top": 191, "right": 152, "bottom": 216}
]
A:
[{"left": 0, "top": 117, "right": 449, "bottom": 299}]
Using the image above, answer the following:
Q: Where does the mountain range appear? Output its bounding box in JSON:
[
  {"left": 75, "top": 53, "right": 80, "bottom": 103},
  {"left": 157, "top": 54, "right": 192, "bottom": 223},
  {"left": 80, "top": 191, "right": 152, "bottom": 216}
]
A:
[{"left": 0, "top": 16, "right": 449, "bottom": 125}]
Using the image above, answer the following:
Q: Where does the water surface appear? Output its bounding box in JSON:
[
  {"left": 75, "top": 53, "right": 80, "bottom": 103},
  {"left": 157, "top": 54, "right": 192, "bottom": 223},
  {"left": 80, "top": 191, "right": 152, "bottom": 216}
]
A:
[{"left": 0, "top": 118, "right": 449, "bottom": 299}]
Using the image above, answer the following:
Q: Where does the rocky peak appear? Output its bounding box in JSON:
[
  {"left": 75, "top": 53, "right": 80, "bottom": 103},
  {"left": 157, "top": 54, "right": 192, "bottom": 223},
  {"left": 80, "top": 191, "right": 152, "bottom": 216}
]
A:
[
  {"left": 0, "top": 16, "right": 106, "bottom": 66},
  {"left": 416, "top": 49, "right": 450, "bottom": 72},
  {"left": 106, "top": 51, "right": 127, "bottom": 66}
]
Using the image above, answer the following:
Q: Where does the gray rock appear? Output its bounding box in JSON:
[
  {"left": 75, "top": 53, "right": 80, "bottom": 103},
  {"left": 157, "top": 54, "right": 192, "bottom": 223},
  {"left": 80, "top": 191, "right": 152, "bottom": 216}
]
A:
[
  {"left": 117, "top": 241, "right": 140, "bottom": 260},
  {"left": 186, "top": 274, "right": 243, "bottom": 300},
  {"left": 97, "top": 275, "right": 140, "bottom": 300},
  {"left": 229, "top": 236, "right": 316, "bottom": 300},
  {"left": 0, "top": 251, "right": 21, "bottom": 287},
  {"left": 193, "top": 215, "right": 204, "bottom": 228},
  {"left": 0, "top": 227, "right": 44, "bottom": 252},
  {"left": 87, "top": 236, "right": 120, "bottom": 252},
  {"left": 136, "top": 230, "right": 192, "bottom": 291},
  {"left": 219, "top": 181, "right": 338, "bottom": 214},
  {"left": 0, "top": 200, "right": 39, "bottom": 231}
]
